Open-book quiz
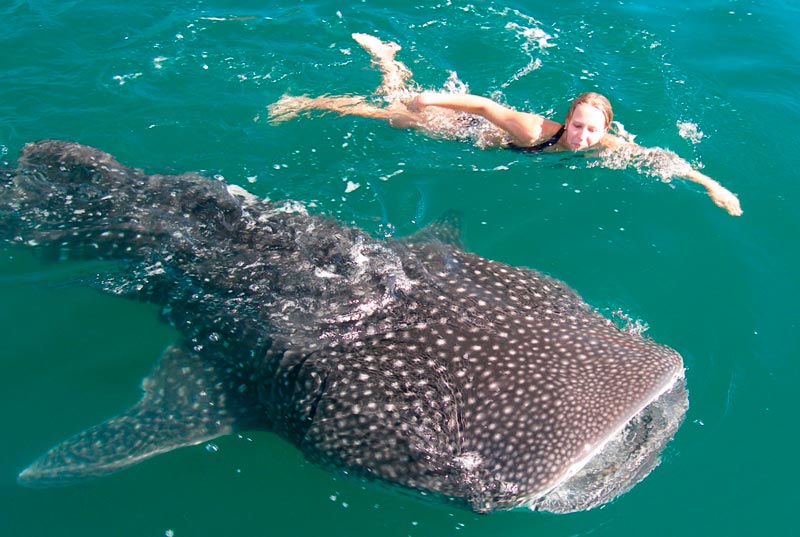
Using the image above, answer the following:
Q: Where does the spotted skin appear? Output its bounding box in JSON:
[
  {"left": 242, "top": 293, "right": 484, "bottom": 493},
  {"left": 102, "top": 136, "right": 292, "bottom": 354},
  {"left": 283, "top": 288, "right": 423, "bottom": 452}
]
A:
[{"left": 1, "top": 141, "right": 687, "bottom": 513}]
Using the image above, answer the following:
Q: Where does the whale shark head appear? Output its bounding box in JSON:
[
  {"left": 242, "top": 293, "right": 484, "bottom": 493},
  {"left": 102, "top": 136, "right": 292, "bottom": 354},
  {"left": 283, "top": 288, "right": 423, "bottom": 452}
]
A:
[{"left": 4, "top": 140, "right": 688, "bottom": 513}]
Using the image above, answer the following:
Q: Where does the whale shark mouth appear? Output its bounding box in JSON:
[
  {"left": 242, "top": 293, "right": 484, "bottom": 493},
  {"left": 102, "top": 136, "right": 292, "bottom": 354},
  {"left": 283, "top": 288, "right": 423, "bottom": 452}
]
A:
[{"left": 526, "top": 370, "right": 688, "bottom": 512}]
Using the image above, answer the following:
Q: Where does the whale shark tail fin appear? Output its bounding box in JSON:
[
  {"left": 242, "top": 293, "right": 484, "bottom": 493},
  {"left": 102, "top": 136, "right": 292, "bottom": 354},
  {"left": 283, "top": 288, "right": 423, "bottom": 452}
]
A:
[
  {"left": 2, "top": 140, "right": 245, "bottom": 263},
  {"left": 17, "top": 343, "right": 261, "bottom": 487}
]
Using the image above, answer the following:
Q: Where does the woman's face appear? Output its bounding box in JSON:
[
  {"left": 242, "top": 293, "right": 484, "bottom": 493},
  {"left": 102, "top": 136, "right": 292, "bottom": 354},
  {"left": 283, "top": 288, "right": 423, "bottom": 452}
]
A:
[{"left": 564, "top": 104, "right": 607, "bottom": 150}]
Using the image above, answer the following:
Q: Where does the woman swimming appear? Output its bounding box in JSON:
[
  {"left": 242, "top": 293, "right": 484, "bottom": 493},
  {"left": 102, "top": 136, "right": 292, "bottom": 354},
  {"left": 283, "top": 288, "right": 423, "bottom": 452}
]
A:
[{"left": 268, "top": 33, "right": 742, "bottom": 216}]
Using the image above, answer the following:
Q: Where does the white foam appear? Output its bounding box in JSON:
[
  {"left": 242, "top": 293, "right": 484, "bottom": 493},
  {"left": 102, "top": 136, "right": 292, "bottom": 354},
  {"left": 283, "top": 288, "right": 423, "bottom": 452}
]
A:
[
  {"left": 676, "top": 120, "right": 705, "bottom": 144},
  {"left": 225, "top": 184, "right": 259, "bottom": 204}
]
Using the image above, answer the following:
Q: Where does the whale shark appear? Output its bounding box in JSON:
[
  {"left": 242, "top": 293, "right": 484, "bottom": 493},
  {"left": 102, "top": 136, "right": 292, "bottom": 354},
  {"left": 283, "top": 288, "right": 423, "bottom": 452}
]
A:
[{"left": 1, "top": 140, "right": 687, "bottom": 513}]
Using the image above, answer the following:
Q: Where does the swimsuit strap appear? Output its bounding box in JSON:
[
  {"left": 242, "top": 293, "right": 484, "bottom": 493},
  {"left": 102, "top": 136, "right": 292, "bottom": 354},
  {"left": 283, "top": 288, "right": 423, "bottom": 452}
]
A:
[{"left": 509, "top": 124, "right": 565, "bottom": 153}]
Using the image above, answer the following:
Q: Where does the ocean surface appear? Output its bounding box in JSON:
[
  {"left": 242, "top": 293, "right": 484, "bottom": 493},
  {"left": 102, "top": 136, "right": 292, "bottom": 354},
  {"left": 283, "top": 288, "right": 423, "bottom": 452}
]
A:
[{"left": 1, "top": 0, "right": 798, "bottom": 535}]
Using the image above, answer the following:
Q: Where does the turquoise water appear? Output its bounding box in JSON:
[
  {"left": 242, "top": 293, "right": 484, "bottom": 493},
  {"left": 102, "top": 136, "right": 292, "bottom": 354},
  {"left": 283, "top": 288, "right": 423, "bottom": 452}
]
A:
[{"left": 1, "top": 0, "right": 798, "bottom": 535}]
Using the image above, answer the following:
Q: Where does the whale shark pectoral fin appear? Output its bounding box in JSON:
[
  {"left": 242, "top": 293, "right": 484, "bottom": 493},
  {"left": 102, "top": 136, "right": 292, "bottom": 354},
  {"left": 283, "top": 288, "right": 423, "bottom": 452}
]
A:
[{"left": 18, "top": 343, "right": 256, "bottom": 488}]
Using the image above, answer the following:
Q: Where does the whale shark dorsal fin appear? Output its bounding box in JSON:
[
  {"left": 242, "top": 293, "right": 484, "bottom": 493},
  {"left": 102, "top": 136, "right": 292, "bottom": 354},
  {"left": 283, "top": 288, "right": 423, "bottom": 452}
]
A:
[
  {"left": 18, "top": 343, "right": 257, "bottom": 487},
  {"left": 408, "top": 210, "right": 464, "bottom": 247}
]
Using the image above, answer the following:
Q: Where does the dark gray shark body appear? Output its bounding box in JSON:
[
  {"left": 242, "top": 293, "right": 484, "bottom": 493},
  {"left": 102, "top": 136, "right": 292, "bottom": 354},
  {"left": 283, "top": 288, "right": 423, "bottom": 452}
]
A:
[{"left": 1, "top": 141, "right": 687, "bottom": 513}]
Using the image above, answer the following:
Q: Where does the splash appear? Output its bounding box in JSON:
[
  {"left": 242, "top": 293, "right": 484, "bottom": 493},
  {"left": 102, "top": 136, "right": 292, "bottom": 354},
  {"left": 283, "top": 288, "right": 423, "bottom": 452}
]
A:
[
  {"left": 611, "top": 309, "right": 650, "bottom": 336},
  {"left": 112, "top": 72, "right": 143, "bottom": 85},
  {"left": 492, "top": 7, "right": 555, "bottom": 50},
  {"left": 610, "top": 121, "right": 637, "bottom": 143},
  {"left": 492, "top": 7, "right": 556, "bottom": 88},
  {"left": 593, "top": 142, "right": 696, "bottom": 183},
  {"left": 676, "top": 121, "right": 705, "bottom": 144},
  {"left": 441, "top": 70, "right": 470, "bottom": 95}
]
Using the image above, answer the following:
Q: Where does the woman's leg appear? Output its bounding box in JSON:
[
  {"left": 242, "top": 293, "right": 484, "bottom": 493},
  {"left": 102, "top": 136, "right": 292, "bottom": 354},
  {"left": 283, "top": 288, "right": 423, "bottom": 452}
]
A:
[
  {"left": 268, "top": 34, "right": 419, "bottom": 126},
  {"left": 351, "top": 33, "right": 416, "bottom": 97},
  {"left": 267, "top": 93, "right": 423, "bottom": 128},
  {"left": 266, "top": 34, "right": 468, "bottom": 135}
]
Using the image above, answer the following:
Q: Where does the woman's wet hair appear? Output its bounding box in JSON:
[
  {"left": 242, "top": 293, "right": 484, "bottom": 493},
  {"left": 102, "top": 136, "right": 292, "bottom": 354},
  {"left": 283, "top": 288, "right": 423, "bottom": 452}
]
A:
[{"left": 566, "top": 92, "right": 613, "bottom": 129}]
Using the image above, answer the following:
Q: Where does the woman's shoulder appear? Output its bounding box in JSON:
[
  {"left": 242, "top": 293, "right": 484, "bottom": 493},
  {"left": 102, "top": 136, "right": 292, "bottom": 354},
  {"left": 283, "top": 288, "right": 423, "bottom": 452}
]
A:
[
  {"left": 526, "top": 118, "right": 562, "bottom": 144},
  {"left": 540, "top": 118, "right": 563, "bottom": 136}
]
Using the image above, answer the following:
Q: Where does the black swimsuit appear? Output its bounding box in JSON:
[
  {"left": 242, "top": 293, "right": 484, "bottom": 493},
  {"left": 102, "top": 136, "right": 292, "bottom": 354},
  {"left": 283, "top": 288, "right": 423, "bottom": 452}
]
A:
[{"left": 508, "top": 125, "right": 565, "bottom": 153}]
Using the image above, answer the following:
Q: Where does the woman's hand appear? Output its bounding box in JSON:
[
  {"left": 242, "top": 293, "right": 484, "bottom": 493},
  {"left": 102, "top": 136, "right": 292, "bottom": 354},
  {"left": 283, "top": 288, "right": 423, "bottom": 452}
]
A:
[
  {"left": 707, "top": 183, "right": 743, "bottom": 216},
  {"left": 679, "top": 168, "right": 743, "bottom": 216}
]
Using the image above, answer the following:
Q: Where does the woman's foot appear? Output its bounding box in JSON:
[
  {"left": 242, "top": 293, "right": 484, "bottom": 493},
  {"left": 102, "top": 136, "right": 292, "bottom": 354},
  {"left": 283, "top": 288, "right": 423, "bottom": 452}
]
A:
[
  {"left": 352, "top": 32, "right": 402, "bottom": 61},
  {"left": 267, "top": 94, "right": 315, "bottom": 124},
  {"left": 352, "top": 32, "right": 413, "bottom": 96}
]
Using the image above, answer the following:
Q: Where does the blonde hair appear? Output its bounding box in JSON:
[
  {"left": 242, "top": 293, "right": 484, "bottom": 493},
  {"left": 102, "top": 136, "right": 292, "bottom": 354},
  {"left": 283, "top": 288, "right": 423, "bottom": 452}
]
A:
[{"left": 565, "top": 92, "right": 613, "bottom": 129}]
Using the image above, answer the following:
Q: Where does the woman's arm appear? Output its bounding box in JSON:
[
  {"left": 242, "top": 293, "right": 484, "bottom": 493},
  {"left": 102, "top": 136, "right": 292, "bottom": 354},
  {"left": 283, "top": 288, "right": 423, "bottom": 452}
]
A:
[
  {"left": 408, "top": 92, "right": 556, "bottom": 146},
  {"left": 601, "top": 134, "right": 743, "bottom": 216}
]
